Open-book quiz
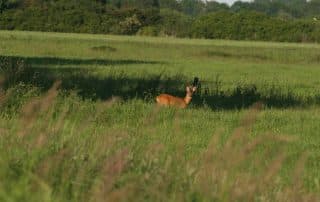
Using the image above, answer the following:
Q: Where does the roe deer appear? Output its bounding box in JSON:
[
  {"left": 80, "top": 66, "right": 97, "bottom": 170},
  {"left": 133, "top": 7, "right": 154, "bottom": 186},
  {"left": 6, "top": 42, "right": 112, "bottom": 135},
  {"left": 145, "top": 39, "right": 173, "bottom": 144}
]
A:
[{"left": 156, "top": 86, "right": 197, "bottom": 108}]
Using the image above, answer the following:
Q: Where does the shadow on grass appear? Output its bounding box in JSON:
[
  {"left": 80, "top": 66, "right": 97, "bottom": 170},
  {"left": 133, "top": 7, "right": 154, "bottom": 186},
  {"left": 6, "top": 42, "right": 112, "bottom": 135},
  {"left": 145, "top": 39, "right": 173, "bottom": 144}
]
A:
[
  {"left": 1, "top": 56, "right": 319, "bottom": 110},
  {"left": 3, "top": 55, "right": 162, "bottom": 67}
]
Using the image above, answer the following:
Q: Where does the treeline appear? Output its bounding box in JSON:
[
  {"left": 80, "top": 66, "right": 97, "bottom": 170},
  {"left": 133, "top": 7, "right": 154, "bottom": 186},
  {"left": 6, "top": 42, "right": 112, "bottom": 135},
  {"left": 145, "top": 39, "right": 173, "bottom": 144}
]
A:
[{"left": 0, "top": 0, "right": 320, "bottom": 42}]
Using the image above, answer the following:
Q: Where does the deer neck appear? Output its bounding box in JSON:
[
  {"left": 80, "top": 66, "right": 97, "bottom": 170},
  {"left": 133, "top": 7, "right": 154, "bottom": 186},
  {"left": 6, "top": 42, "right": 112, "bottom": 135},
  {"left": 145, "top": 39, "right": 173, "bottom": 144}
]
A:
[{"left": 184, "top": 94, "right": 192, "bottom": 105}]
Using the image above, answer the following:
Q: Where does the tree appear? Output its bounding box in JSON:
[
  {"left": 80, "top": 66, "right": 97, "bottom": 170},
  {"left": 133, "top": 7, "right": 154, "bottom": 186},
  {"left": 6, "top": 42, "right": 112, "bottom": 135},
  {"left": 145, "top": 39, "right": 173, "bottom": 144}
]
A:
[
  {"left": 119, "top": 14, "right": 142, "bottom": 34},
  {"left": 205, "top": 1, "right": 229, "bottom": 13},
  {"left": 159, "top": 9, "right": 191, "bottom": 37},
  {"left": 0, "top": 0, "right": 7, "bottom": 13},
  {"left": 231, "top": 1, "right": 252, "bottom": 12},
  {"left": 159, "top": 0, "right": 181, "bottom": 11},
  {"left": 180, "top": 0, "right": 205, "bottom": 16}
]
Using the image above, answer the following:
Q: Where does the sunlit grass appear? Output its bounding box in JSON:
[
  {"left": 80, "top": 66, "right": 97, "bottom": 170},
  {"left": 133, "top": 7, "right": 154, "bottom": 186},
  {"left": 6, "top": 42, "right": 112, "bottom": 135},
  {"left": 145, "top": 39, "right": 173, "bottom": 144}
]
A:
[{"left": 0, "top": 30, "right": 320, "bottom": 201}]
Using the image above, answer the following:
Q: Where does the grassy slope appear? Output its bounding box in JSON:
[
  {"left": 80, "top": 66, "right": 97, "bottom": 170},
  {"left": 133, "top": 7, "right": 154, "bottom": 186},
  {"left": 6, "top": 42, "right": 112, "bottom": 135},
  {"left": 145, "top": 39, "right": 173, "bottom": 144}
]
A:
[{"left": 0, "top": 31, "right": 320, "bottom": 201}]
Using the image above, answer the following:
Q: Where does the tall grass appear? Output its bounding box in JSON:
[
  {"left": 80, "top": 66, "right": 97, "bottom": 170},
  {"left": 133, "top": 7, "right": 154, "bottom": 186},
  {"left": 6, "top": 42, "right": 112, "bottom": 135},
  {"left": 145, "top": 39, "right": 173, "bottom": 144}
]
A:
[
  {"left": 1, "top": 56, "right": 319, "bottom": 111},
  {"left": 1, "top": 31, "right": 320, "bottom": 201},
  {"left": 0, "top": 82, "right": 318, "bottom": 201}
]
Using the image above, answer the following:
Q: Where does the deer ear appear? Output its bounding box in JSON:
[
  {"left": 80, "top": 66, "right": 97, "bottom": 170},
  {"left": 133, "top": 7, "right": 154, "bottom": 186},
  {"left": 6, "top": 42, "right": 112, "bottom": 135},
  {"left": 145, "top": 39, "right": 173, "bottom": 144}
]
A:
[
  {"left": 186, "top": 86, "right": 190, "bottom": 91},
  {"left": 192, "top": 86, "right": 197, "bottom": 92}
]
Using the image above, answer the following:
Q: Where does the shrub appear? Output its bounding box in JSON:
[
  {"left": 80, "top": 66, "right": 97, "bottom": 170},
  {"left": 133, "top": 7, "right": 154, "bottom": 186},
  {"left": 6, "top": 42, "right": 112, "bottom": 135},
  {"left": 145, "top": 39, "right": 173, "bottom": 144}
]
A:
[
  {"left": 0, "top": 1, "right": 319, "bottom": 42},
  {"left": 191, "top": 11, "right": 319, "bottom": 42},
  {"left": 119, "top": 14, "right": 143, "bottom": 35},
  {"left": 137, "top": 26, "right": 159, "bottom": 36},
  {"left": 159, "top": 8, "right": 192, "bottom": 37}
]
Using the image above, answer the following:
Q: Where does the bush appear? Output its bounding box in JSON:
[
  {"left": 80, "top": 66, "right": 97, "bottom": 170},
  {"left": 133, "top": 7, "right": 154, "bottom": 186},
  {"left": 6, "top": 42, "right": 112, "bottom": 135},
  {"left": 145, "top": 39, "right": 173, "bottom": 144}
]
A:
[
  {"left": 0, "top": 0, "right": 320, "bottom": 42},
  {"left": 118, "top": 14, "right": 142, "bottom": 35},
  {"left": 137, "top": 26, "right": 159, "bottom": 36},
  {"left": 191, "top": 11, "right": 320, "bottom": 42},
  {"left": 159, "top": 9, "right": 192, "bottom": 37}
]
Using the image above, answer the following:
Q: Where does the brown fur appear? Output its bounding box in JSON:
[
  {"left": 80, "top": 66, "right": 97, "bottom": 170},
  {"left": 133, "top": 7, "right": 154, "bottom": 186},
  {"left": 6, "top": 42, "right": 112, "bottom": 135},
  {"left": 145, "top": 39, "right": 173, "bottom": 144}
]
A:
[{"left": 156, "top": 86, "right": 197, "bottom": 108}]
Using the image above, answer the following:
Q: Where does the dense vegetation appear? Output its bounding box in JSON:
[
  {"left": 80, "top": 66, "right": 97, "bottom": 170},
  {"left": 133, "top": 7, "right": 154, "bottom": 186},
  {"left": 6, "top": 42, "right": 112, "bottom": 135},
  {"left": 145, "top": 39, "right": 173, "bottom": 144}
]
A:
[
  {"left": 0, "top": 0, "right": 320, "bottom": 42},
  {"left": 0, "top": 30, "right": 320, "bottom": 201}
]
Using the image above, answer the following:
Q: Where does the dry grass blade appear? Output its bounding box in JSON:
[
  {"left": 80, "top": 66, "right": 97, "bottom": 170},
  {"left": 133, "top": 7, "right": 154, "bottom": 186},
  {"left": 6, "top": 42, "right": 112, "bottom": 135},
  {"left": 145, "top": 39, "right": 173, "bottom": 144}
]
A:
[
  {"left": 194, "top": 130, "right": 223, "bottom": 191},
  {"left": 39, "top": 80, "right": 61, "bottom": 112},
  {"left": 105, "top": 184, "right": 134, "bottom": 202},
  {"left": 276, "top": 152, "right": 320, "bottom": 202},
  {"left": 233, "top": 152, "right": 287, "bottom": 201},
  {"left": 143, "top": 105, "right": 161, "bottom": 126},
  {"left": 173, "top": 110, "right": 182, "bottom": 135},
  {"left": 293, "top": 152, "right": 309, "bottom": 191},
  {"left": 36, "top": 148, "right": 69, "bottom": 179},
  {"left": 22, "top": 80, "right": 61, "bottom": 117},
  {"left": 236, "top": 133, "right": 296, "bottom": 165},
  {"left": 0, "top": 93, "right": 5, "bottom": 106},
  {"left": 193, "top": 104, "right": 265, "bottom": 200},
  {"left": 0, "top": 76, "right": 4, "bottom": 86},
  {"left": 263, "top": 151, "right": 287, "bottom": 185},
  {"left": 192, "top": 102, "right": 309, "bottom": 201},
  {"left": 140, "top": 106, "right": 161, "bottom": 137},
  {"left": 51, "top": 105, "right": 69, "bottom": 134},
  {"left": 240, "top": 101, "right": 263, "bottom": 127},
  {"left": 18, "top": 80, "right": 61, "bottom": 137},
  {"left": 33, "top": 99, "right": 66, "bottom": 149},
  {"left": 224, "top": 102, "right": 263, "bottom": 150},
  {"left": 203, "top": 129, "right": 223, "bottom": 161},
  {"left": 145, "top": 143, "right": 165, "bottom": 159},
  {"left": 0, "top": 76, "right": 5, "bottom": 106},
  {"left": 91, "top": 148, "right": 130, "bottom": 202}
]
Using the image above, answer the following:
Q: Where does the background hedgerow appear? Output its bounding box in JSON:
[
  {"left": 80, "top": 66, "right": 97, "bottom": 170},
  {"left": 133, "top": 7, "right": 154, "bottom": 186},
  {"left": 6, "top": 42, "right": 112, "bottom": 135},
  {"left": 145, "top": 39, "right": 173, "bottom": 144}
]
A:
[{"left": 0, "top": 0, "right": 320, "bottom": 42}]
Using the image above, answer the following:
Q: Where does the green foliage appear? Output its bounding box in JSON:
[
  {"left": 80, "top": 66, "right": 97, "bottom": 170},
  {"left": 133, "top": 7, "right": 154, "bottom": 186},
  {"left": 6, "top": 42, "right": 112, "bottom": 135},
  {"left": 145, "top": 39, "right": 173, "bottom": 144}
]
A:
[
  {"left": 0, "top": 56, "right": 29, "bottom": 88},
  {"left": 180, "top": 0, "right": 204, "bottom": 16},
  {"left": 119, "top": 14, "right": 143, "bottom": 35},
  {"left": 205, "top": 1, "right": 229, "bottom": 13},
  {"left": 0, "top": 1, "right": 161, "bottom": 35},
  {"left": 0, "top": 0, "right": 320, "bottom": 42},
  {"left": 192, "top": 11, "right": 320, "bottom": 42},
  {"left": 137, "top": 26, "right": 159, "bottom": 36},
  {"left": 159, "top": 0, "right": 181, "bottom": 10},
  {"left": 159, "top": 9, "right": 191, "bottom": 37}
]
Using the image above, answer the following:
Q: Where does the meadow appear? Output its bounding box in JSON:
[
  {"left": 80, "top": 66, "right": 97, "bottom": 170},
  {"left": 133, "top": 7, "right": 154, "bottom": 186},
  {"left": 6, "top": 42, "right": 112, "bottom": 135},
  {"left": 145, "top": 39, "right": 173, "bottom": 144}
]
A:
[{"left": 0, "top": 30, "right": 320, "bottom": 201}]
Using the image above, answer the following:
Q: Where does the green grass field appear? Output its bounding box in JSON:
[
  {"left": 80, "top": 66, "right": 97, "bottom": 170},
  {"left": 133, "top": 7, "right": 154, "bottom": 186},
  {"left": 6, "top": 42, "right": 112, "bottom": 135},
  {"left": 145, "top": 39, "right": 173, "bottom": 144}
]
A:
[{"left": 0, "top": 30, "right": 320, "bottom": 201}]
